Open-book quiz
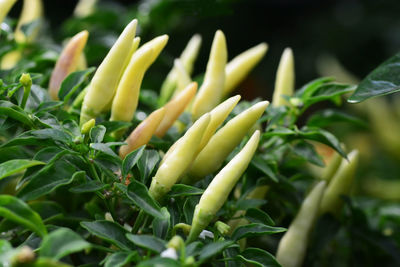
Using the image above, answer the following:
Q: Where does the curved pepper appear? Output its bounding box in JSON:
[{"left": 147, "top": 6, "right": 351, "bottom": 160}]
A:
[
  {"left": 15, "top": 0, "right": 43, "bottom": 43},
  {"left": 49, "top": 30, "right": 89, "bottom": 100},
  {"left": 187, "top": 130, "right": 260, "bottom": 243},
  {"left": 149, "top": 113, "right": 211, "bottom": 201},
  {"left": 0, "top": 0, "right": 17, "bottom": 24},
  {"left": 119, "top": 107, "right": 166, "bottom": 159},
  {"left": 110, "top": 46, "right": 154, "bottom": 122},
  {"left": 272, "top": 48, "right": 295, "bottom": 107},
  {"left": 154, "top": 82, "right": 197, "bottom": 138},
  {"left": 191, "top": 30, "right": 227, "bottom": 120},
  {"left": 223, "top": 43, "right": 268, "bottom": 96},
  {"left": 159, "top": 34, "right": 202, "bottom": 106},
  {"left": 187, "top": 100, "right": 269, "bottom": 182},
  {"left": 276, "top": 181, "right": 326, "bottom": 267},
  {"left": 80, "top": 19, "right": 137, "bottom": 125},
  {"left": 319, "top": 150, "right": 359, "bottom": 215},
  {"left": 197, "top": 94, "right": 241, "bottom": 152}
]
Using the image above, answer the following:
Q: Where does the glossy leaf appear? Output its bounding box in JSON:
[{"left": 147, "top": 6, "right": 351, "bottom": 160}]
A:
[
  {"left": 39, "top": 228, "right": 91, "bottom": 260},
  {"left": 152, "top": 207, "right": 171, "bottom": 239},
  {"left": 103, "top": 251, "right": 138, "bottom": 267},
  {"left": 81, "top": 220, "right": 133, "bottom": 250},
  {"left": 198, "top": 240, "right": 234, "bottom": 261},
  {"left": 137, "top": 149, "right": 160, "bottom": 183},
  {"left": 349, "top": 52, "right": 400, "bottom": 103},
  {"left": 126, "top": 180, "right": 165, "bottom": 219},
  {"left": 90, "top": 125, "right": 106, "bottom": 143},
  {"left": 58, "top": 67, "right": 95, "bottom": 102},
  {"left": 231, "top": 223, "right": 286, "bottom": 241},
  {"left": 0, "top": 100, "right": 34, "bottom": 127},
  {"left": 137, "top": 257, "right": 180, "bottom": 267},
  {"left": 0, "top": 195, "right": 47, "bottom": 237},
  {"left": 0, "top": 159, "right": 45, "bottom": 180},
  {"left": 168, "top": 184, "right": 204, "bottom": 197},
  {"left": 122, "top": 145, "right": 145, "bottom": 177},
  {"left": 237, "top": 248, "right": 281, "bottom": 267},
  {"left": 245, "top": 208, "right": 275, "bottom": 226},
  {"left": 126, "top": 234, "right": 166, "bottom": 253},
  {"left": 69, "top": 180, "right": 109, "bottom": 193}
]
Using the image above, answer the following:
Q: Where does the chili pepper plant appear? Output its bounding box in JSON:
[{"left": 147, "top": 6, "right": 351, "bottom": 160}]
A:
[{"left": 1, "top": 1, "right": 400, "bottom": 267}]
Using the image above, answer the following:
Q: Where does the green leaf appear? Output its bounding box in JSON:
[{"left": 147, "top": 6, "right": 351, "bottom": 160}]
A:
[
  {"left": 126, "top": 234, "right": 166, "bottom": 253},
  {"left": 231, "top": 223, "right": 286, "bottom": 241},
  {"left": 100, "top": 121, "right": 132, "bottom": 133},
  {"left": 29, "top": 258, "right": 73, "bottom": 267},
  {"left": 198, "top": 240, "right": 234, "bottom": 261},
  {"left": 302, "top": 83, "right": 355, "bottom": 109},
  {"left": 137, "top": 257, "right": 179, "bottom": 267},
  {"left": 81, "top": 220, "right": 133, "bottom": 250},
  {"left": 295, "top": 77, "right": 334, "bottom": 98},
  {"left": 0, "top": 195, "right": 47, "bottom": 237},
  {"left": 250, "top": 156, "right": 279, "bottom": 182},
  {"left": 0, "top": 159, "right": 45, "bottom": 180},
  {"left": 168, "top": 184, "right": 204, "bottom": 197},
  {"left": 69, "top": 180, "right": 109, "bottom": 193},
  {"left": 35, "top": 101, "right": 63, "bottom": 114},
  {"left": 236, "top": 248, "right": 281, "bottom": 267},
  {"left": 103, "top": 251, "right": 138, "bottom": 267},
  {"left": 122, "top": 146, "right": 145, "bottom": 178},
  {"left": 90, "top": 143, "right": 120, "bottom": 160},
  {"left": 236, "top": 198, "right": 267, "bottom": 211},
  {"left": 58, "top": 67, "right": 95, "bottom": 102},
  {"left": 306, "top": 109, "right": 367, "bottom": 128},
  {"left": 138, "top": 149, "right": 160, "bottom": 183},
  {"left": 90, "top": 125, "right": 106, "bottom": 143},
  {"left": 126, "top": 180, "right": 165, "bottom": 219},
  {"left": 18, "top": 163, "right": 81, "bottom": 201},
  {"left": 291, "top": 141, "right": 325, "bottom": 167},
  {"left": 245, "top": 208, "right": 275, "bottom": 226},
  {"left": 348, "top": 51, "right": 400, "bottom": 103},
  {"left": 31, "top": 128, "right": 73, "bottom": 144},
  {"left": 30, "top": 201, "right": 64, "bottom": 222},
  {"left": 0, "top": 100, "right": 34, "bottom": 127},
  {"left": 152, "top": 207, "right": 170, "bottom": 239},
  {"left": 39, "top": 228, "right": 91, "bottom": 260}
]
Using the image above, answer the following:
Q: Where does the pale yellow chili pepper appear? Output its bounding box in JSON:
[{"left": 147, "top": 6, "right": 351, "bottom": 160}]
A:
[
  {"left": 223, "top": 43, "right": 268, "bottom": 96},
  {"left": 15, "top": 0, "right": 43, "bottom": 43},
  {"left": 186, "top": 100, "right": 269, "bottom": 182},
  {"left": 49, "top": 30, "right": 89, "bottom": 100},
  {"left": 74, "top": 0, "right": 98, "bottom": 17},
  {"left": 272, "top": 48, "right": 295, "bottom": 107},
  {"left": 276, "top": 181, "right": 326, "bottom": 267},
  {"left": 154, "top": 82, "right": 197, "bottom": 138},
  {"left": 191, "top": 30, "right": 227, "bottom": 120},
  {"left": 0, "top": 0, "right": 17, "bottom": 24},
  {"left": 319, "top": 150, "right": 359, "bottom": 215},
  {"left": 159, "top": 34, "right": 202, "bottom": 106},
  {"left": 80, "top": 19, "right": 137, "bottom": 125},
  {"left": 119, "top": 107, "right": 166, "bottom": 159},
  {"left": 149, "top": 113, "right": 211, "bottom": 201},
  {"left": 187, "top": 130, "right": 260, "bottom": 242},
  {"left": 172, "top": 59, "right": 192, "bottom": 96}
]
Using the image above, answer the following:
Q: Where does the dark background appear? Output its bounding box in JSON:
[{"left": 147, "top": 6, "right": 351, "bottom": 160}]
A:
[{"left": 8, "top": 0, "right": 400, "bottom": 99}]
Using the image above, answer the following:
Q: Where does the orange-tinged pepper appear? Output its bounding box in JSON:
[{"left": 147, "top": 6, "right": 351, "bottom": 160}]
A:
[
  {"left": 154, "top": 82, "right": 197, "bottom": 138},
  {"left": 119, "top": 108, "right": 166, "bottom": 159},
  {"left": 49, "top": 30, "right": 89, "bottom": 100}
]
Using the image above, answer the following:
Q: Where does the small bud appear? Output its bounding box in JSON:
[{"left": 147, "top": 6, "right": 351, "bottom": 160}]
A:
[
  {"left": 20, "top": 73, "right": 32, "bottom": 88},
  {"left": 81, "top": 118, "right": 95, "bottom": 135},
  {"left": 167, "top": 235, "right": 184, "bottom": 251},
  {"left": 215, "top": 221, "right": 230, "bottom": 235},
  {"left": 185, "top": 256, "right": 195, "bottom": 265},
  {"left": 15, "top": 246, "right": 35, "bottom": 264},
  {"left": 289, "top": 97, "right": 303, "bottom": 108}
]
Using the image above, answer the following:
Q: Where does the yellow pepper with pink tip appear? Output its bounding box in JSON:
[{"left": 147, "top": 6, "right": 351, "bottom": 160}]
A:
[
  {"left": 187, "top": 130, "right": 260, "bottom": 243},
  {"left": 119, "top": 108, "right": 166, "bottom": 159},
  {"left": 155, "top": 82, "right": 197, "bottom": 138},
  {"left": 49, "top": 30, "right": 89, "bottom": 100},
  {"left": 191, "top": 30, "right": 227, "bottom": 120},
  {"left": 149, "top": 113, "right": 211, "bottom": 201},
  {"left": 186, "top": 100, "right": 269, "bottom": 182},
  {"left": 80, "top": 19, "right": 137, "bottom": 125}
]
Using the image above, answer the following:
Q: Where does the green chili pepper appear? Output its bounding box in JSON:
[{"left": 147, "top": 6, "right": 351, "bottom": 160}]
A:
[
  {"left": 80, "top": 19, "right": 137, "bottom": 125},
  {"left": 223, "top": 42, "right": 268, "bottom": 97},
  {"left": 49, "top": 30, "right": 89, "bottom": 100},
  {"left": 154, "top": 82, "right": 197, "bottom": 138},
  {"left": 119, "top": 107, "right": 166, "bottom": 159},
  {"left": 276, "top": 181, "right": 326, "bottom": 267},
  {"left": 149, "top": 113, "right": 211, "bottom": 201},
  {"left": 0, "top": 0, "right": 17, "bottom": 24},
  {"left": 319, "top": 150, "right": 359, "bottom": 215},
  {"left": 272, "top": 48, "right": 295, "bottom": 107},
  {"left": 191, "top": 30, "right": 227, "bottom": 120},
  {"left": 187, "top": 130, "right": 260, "bottom": 243},
  {"left": 159, "top": 34, "right": 202, "bottom": 106},
  {"left": 186, "top": 100, "right": 269, "bottom": 183}
]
